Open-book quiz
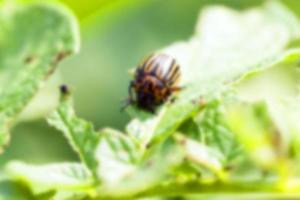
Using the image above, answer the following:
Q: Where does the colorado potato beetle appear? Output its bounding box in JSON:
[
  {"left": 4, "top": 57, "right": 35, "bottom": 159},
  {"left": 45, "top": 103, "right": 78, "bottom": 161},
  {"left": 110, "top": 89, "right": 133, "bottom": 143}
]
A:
[{"left": 125, "top": 53, "right": 181, "bottom": 113}]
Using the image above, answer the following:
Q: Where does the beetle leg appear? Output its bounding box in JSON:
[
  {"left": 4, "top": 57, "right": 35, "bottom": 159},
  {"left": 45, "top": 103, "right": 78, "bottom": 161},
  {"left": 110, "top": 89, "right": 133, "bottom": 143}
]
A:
[
  {"left": 121, "top": 81, "right": 135, "bottom": 112},
  {"left": 170, "top": 86, "right": 183, "bottom": 92},
  {"left": 168, "top": 86, "right": 185, "bottom": 104},
  {"left": 148, "top": 106, "right": 156, "bottom": 114},
  {"left": 120, "top": 98, "right": 133, "bottom": 112},
  {"left": 129, "top": 81, "right": 136, "bottom": 100}
]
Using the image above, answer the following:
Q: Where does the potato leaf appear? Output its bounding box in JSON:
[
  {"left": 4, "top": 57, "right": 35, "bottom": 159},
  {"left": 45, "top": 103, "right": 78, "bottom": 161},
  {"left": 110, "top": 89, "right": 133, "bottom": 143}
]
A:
[
  {"left": 6, "top": 1, "right": 300, "bottom": 198},
  {"left": 127, "top": 0, "right": 300, "bottom": 154},
  {"left": 95, "top": 128, "right": 140, "bottom": 185},
  {"left": 0, "top": 179, "right": 33, "bottom": 200},
  {"left": 225, "top": 102, "right": 278, "bottom": 168},
  {"left": 47, "top": 89, "right": 100, "bottom": 180},
  {"left": 0, "top": 1, "right": 80, "bottom": 152},
  {"left": 97, "top": 138, "right": 184, "bottom": 198},
  {"left": 174, "top": 134, "right": 226, "bottom": 179},
  {"left": 5, "top": 161, "right": 93, "bottom": 195}
]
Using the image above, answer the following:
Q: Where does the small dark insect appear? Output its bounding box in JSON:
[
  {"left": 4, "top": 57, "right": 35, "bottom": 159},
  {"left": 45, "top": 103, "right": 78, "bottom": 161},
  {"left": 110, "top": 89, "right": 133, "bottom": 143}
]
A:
[
  {"left": 125, "top": 53, "right": 181, "bottom": 113},
  {"left": 60, "top": 84, "right": 69, "bottom": 94}
]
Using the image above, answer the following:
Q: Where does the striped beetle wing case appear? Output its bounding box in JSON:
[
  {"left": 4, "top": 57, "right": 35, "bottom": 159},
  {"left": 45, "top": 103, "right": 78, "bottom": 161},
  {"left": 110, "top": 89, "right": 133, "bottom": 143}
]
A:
[{"left": 128, "top": 54, "right": 181, "bottom": 113}]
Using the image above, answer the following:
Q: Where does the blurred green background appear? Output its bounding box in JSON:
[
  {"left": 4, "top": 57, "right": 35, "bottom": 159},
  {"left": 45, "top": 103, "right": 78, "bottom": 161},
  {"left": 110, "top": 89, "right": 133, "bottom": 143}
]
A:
[{"left": 1, "top": 0, "right": 299, "bottom": 167}]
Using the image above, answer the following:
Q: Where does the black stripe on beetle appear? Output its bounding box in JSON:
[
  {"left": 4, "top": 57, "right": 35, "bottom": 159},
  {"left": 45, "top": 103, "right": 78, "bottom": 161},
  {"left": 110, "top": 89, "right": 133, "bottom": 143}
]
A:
[{"left": 124, "top": 53, "right": 182, "bottom": 113}]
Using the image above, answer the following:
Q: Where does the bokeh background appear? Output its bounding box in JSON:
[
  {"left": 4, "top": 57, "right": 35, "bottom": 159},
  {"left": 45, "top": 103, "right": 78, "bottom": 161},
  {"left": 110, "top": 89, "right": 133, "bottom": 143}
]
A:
[{"left": 0, "top": 0, "right": 298, "bottom": 168}]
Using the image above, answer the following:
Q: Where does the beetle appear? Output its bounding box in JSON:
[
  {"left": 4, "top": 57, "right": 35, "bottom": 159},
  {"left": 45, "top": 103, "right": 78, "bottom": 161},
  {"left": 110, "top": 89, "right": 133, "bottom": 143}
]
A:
[{"left": 125, "top": 53, "right": 181, "bottom": 113}]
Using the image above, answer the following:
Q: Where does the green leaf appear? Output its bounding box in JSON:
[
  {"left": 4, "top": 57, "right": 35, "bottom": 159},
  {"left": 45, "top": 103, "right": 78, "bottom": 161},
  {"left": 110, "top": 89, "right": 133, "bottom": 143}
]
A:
[
  {"left": 59, "top": 0, "right": 119, "bottom": 20},
  {"left": 0, "top": 1, "right": 80, "bottom": 151},
  {"left": 95, "top": 128, "right": 140, "bottom": 185},
  {"left": 224, "top": 98, "right": 300, "bottom": 190},
  {"left": 51, "top": 190, "right": 89, "bottom": 200},
  {"left": 127, "top": 0, "right": 300, "bottom": 154},
  {"left": 236, "top": 62, "right": 300, "bottom": 158},
  {"left": 47, "top": 92, "right": 100, "bottom": 180},
  {"left": 97, "top": 137, "right": 184, "bottom": 198},
  {"left": 126, "top": 101, "right": 202, "bottom": 150},
  {"left": 0, "top": 179, "right": 33, "bottom": 200},
  {"left": 231, "top": 59, "right": 300, "bottom": 189},
  {"left": 193, "top": 99, "right": 241, "bottom": 162},
  {"left": 123, "top": 2, "right": 300, "bottom": 194},
  {"left": 270, "top": 100, "right": 300, "bottom": 158},
  {"left": 225, "top": 102, "right": 278, "bottom": 168},
  {"left": 5, "top": 1, "right": 300, "bottom": 198},
  {"left": 174, "top": 134, "right": 226, "bottom": 180},
  {"left": 5, "top": 161, "right": 93, "bottom": 195},
  {"left": 162, "top": 1, "right": 300, "bottom": 90}
]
